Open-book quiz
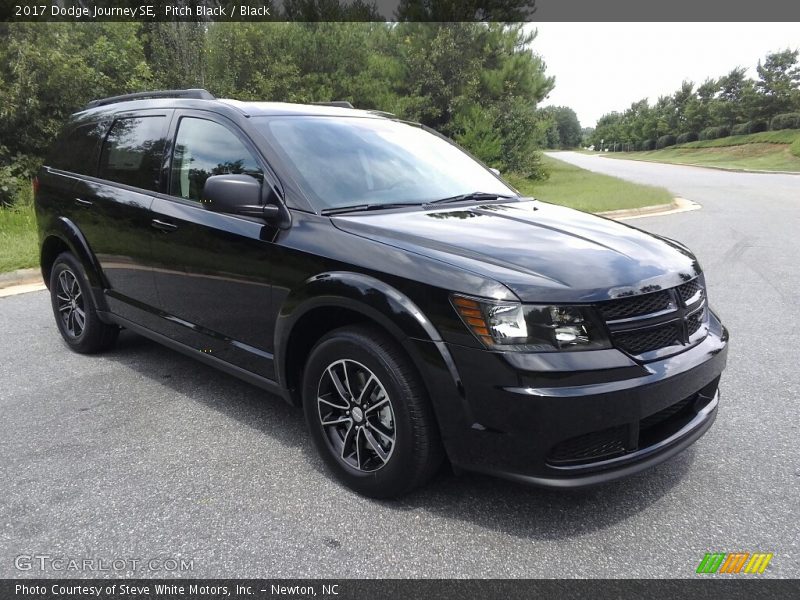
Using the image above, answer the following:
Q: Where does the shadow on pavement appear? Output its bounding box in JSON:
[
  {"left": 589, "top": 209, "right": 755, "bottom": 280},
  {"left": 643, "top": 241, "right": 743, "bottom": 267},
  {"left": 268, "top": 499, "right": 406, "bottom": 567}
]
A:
[{"left": 110, "top": 329, "right": 694, "bottom": 542}]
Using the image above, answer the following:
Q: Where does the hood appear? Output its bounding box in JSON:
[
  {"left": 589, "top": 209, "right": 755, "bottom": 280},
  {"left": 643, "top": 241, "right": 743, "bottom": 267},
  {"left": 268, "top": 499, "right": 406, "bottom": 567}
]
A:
[{"left": 331, "top": 200, "right": 701, "bottom": 303}]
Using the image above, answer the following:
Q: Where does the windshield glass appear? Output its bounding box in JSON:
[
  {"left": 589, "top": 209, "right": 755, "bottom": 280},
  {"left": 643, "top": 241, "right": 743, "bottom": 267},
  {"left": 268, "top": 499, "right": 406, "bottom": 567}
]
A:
[{"left": 253, "top": 116, "right": 516, "bottom": 211}]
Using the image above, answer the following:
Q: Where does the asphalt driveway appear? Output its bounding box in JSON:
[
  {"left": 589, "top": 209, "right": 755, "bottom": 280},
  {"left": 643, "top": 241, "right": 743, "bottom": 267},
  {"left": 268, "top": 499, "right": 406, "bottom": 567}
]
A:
[{"left": 1, "top": 155, "right": 798, "bottom": 578}]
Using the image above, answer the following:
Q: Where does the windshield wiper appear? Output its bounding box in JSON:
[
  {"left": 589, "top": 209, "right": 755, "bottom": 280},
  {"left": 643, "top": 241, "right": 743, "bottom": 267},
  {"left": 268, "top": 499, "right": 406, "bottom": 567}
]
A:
[
  {"left": 321, "top": 202, "right": 423, "bottom": 216},
  {"left": 425, "top": 191, "right": 516, "bottom": 205}
]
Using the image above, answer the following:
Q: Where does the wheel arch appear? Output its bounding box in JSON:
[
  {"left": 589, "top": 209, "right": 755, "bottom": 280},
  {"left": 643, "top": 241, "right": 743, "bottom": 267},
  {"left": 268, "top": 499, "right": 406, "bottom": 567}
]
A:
[
  {"left": 275, "top": 272, "right": 462, "bottom": 408},
  {"left": 40, "top": 217, "right": 108, "bottom": 312}
]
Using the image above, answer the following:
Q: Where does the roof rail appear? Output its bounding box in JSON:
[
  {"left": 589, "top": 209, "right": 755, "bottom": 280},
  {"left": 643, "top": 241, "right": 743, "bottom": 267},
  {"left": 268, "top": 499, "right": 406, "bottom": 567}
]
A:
[
  {"left": 311, "top": 101, "right": 354, "bottom": 109},
  {"left": 85, "top": 89, "right": 216, "bottom": 109}
]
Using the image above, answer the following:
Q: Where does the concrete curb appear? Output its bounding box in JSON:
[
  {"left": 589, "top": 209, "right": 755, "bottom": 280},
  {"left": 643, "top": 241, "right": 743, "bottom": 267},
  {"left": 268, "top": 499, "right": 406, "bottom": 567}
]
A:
[
  {"left": 597, "top": 197, "right": 701, "bottom": 220},
  {"left": 0, "top": 268, "right": 41, "bottom": 289}
]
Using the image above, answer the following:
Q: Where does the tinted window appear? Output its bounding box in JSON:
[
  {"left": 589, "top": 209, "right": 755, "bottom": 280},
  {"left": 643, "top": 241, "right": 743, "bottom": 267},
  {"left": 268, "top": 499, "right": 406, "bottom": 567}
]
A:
[
  {"left": 170, "top": 118, "right": 262, "bottom": 202},
  {"left": 48, "top": 122, "right": 106, "bottom": 176},
  {"left": 99, "top": 116, "right": 167, "bottom": 192},
  {"left": 253, "top": 116, "right": 515, "bottom": 210}
]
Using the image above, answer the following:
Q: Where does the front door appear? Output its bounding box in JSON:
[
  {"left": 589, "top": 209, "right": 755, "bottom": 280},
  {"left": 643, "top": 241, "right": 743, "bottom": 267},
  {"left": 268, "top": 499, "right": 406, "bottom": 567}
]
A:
[{"left": 149, "top": 112, "right": 280, "bottom": 379}]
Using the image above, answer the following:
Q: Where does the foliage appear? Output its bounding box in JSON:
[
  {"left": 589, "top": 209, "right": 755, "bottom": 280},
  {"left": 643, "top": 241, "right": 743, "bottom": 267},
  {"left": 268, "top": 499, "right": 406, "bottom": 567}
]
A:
[
  {"left": 678, "top": 129, "right": 800, "bottom": 148},
  {"left": 537, "top": 106, "right": 582, "bottom": 149},
  {"left": 770, "top": 112, "right": 800, "bottom": 130},
  {"left": 699, "top": 125, "right": 731, "bottom": 141},
  {"left": 676, "top": 132, "right": 698, "bottom": 144},
  {"left": 731, "top": 123, "right": 749, "bottom": 136},
  {"left": 0, "top": 23, "right": 557, "bottom": 185},
  {"left": 589, "top": 50, "right": 800, "bottom": 150},
  {"left": 0, "top": 24, "right": 152, "bottom": 180},
  {"left": 656, "top": 134, "right": 676, "bottom": 149}
]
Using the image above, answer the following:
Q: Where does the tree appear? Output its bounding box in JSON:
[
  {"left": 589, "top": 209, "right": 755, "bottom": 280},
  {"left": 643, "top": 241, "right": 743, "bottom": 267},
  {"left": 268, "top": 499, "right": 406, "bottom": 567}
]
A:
[
  {"left": 755, "top": 49, "right": 800, "bottom": 120},
  {"left": 0, "top": 23, "right": 151, "bottom": 176},
  {"left": 537, "top": 106, "right": 581, "bottom": 148}
]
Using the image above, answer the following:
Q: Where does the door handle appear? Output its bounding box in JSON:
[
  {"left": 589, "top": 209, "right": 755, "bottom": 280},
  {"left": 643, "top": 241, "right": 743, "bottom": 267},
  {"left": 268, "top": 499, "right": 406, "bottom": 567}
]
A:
[
  {"left": 74, "top": 198, "right": 93, "bottom": 207},
  {"left": 151, "top": 219, "right": 178, "bottom": 232}
]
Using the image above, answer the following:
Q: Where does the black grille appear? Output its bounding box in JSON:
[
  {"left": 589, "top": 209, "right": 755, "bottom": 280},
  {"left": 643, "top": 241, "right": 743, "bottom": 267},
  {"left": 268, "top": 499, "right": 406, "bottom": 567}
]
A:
[
  {"left": 548, "top": 384, "right": 717, "bottom": 467},
  {"left": 598, "top": 278, "right": 707, "bottom": 357},
  {"left": 613, "top": 323, "right": 681, "bottom": 354},
  {"left": 597, "top": 290, "right": 673, "bottom": 321},
  {"left": 686, "top": 309, "right": 706, "bottom": 336},
  {"left": 677, "top": 279, "right": 702, "bottom": 304},
  {"left": 547, "top": 425, "right": 628, "bottom": 465},
  {"left": 640, "top": 396, "right": 693, "bottom": 431}
]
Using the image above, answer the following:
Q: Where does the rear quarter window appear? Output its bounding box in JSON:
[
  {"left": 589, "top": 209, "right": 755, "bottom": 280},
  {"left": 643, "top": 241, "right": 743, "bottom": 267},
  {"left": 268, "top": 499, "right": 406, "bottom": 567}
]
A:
[
  {"left": 47, "top": 121, "right": 107, "bottom": 176},
  {"left": 98, "top": 116, "right": 167, "bottom": 192}
]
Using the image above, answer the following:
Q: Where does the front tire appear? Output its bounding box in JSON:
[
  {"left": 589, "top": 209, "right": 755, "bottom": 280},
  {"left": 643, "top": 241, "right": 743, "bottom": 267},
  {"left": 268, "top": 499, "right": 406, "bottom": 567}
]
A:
[
  {"left": 302, "top": 325, "right": 443, "bottom": 498},
  {"left": 49, "top": 252, "right": 118, "bottom": 354}
]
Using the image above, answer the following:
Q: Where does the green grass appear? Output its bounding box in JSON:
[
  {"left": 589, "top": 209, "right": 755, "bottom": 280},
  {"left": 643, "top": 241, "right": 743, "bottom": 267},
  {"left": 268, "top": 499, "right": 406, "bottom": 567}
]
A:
[
  {"left": 506, "top": 155, "right": 673, "bottom": 213},
  {"left": 607, "top": 129, "right": 800, "bottom": 172},
  {"left": 0, "top": 201, "right": 38, "bottom": 272}
]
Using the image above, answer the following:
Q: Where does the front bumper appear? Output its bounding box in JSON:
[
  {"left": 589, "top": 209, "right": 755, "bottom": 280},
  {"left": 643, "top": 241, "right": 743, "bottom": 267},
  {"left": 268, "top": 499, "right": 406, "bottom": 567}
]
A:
[{"left": 435, "top": 311, "right": 728, "bottom": 488}]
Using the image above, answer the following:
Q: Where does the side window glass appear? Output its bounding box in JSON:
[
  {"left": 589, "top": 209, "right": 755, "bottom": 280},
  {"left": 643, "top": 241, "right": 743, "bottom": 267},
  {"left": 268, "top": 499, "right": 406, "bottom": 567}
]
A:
[
  {"left": 48, "top": 122, "right": 107, "bottom": 176},
  {"left": 98, "top": 116, "right": 167, "bottom": 192},
  {"left": 170, "top": 118, "right": 262, "bottom": 201}
]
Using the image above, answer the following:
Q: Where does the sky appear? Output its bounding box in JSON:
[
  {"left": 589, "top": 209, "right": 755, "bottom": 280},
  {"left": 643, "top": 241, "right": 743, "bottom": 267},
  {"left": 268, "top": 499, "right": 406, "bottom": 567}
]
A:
[{"left": 527, "top": 23, "right": 800, "bottom": 128}]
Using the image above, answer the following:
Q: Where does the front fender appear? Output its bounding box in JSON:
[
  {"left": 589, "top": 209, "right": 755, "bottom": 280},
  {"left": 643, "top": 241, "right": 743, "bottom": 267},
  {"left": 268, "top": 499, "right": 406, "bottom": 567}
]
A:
[{"left": 274, "top": 271, "right": 463, "bottom": 394}]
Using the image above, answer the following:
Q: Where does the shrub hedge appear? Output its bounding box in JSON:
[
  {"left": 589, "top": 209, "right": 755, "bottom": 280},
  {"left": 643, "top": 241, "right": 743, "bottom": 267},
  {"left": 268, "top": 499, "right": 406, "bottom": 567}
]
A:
[
  {"left": 676, "top": 132, "right": 699, "bottom": 144},
  {"left": 770, "top": 113, "right": 800, "bottom": 131},
  {"left": 656, "top": 134, "right": 676, "bottom": 149},
  {"left": 699, "top": 125, "right": 731, "bottom": 141}
]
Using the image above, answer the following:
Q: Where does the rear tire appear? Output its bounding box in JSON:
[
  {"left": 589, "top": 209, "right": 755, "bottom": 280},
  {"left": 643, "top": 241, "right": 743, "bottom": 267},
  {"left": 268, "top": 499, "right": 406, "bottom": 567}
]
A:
[
  {"left": 49, "top": 252, "right": 118, "bottom": 354},
  {"left": 302, "top": 325, "right": 443, "bottom": 498}
]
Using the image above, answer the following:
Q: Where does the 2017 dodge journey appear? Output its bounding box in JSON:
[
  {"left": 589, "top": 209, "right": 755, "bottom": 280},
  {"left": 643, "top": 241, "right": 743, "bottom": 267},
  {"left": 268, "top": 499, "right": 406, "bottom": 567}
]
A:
[{"left": 35, "top": 89, "right": 728, "bottom": 497}]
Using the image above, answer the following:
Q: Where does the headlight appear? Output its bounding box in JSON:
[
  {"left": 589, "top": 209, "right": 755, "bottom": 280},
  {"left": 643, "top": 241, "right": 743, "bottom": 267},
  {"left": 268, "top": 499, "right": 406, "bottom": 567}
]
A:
[{"left": 451, "top": 294, "right": 611, "bottom": 352}]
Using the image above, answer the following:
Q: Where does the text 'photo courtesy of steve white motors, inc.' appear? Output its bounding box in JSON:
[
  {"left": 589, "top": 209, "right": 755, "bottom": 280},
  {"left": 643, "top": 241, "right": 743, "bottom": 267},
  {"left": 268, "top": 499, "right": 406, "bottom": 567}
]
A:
[
  {"left": 15, "top": 3, "right": 273, "bottom": 19},
  {"left": 15, "top": 582, "right": 338, "bottom": 598}
]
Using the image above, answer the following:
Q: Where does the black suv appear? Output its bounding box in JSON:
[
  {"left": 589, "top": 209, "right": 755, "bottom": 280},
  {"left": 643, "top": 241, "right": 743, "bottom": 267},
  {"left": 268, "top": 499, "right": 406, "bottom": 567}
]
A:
[{"left": 35, "top": 89, "right": 728, "bottom": 497}]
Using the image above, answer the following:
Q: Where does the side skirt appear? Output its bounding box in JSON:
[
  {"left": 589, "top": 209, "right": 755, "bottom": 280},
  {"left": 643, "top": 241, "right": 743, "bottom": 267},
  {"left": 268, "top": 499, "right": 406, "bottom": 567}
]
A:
[{"left": 102, "top": 311, "right": 292, "bottom": 404}]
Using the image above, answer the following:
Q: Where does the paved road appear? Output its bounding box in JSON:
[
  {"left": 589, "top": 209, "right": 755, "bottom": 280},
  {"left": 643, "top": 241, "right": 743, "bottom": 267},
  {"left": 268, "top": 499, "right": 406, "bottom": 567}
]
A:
[{"left": 2, "top": 156, "right": 799, "bottom": 578}]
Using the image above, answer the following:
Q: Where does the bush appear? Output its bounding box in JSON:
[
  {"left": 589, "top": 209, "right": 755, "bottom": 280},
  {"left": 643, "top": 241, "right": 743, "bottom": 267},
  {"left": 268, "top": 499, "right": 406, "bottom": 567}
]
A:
[
  {"left": 641, "top": 139, "right": 655, "bottom": 151},
  {"left": 747, "top": 120, "right": 768, "bottom": 134},
  {"left": 770, "top": 113, "right": 800, "bottom": 131},
  {"left": 699, "top": 125, "right": 731, "bottom": 140},
  {"left": 656, "top": 134, "right": 676, "bottom": 149},
  {"left": 731, "top": 123, "right": 749, "bottom": 136},
  {"left": 0, "top": 165, "right": 24, "bottom": 208},
  {"left": 676, "top": 132, "right": 699, "bottom": 144}
]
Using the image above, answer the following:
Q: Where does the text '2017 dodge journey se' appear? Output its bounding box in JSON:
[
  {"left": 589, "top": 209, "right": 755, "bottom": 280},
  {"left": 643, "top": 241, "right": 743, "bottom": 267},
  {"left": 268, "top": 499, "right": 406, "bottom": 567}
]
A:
[{"left": 35, "top": 89, "right": 728, "bottom": 498}]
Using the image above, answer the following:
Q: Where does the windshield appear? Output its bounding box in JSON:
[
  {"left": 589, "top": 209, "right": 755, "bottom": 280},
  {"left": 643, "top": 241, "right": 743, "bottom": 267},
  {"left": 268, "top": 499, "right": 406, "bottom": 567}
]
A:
[{"left": 253, "top": 116, "right": 516, "bottom": 211}]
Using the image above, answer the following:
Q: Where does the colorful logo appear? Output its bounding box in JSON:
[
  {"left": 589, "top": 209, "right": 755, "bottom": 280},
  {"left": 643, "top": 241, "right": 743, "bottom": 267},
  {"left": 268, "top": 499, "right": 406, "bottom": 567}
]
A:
[{"left": 696, "top": 552, "right": 773, "bottom": 574}]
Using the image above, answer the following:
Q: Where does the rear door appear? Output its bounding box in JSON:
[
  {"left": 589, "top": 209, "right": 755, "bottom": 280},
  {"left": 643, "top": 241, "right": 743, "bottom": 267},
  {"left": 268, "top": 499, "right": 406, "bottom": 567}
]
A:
[
  {"left": 71, "top": 111, "right": 170, "bottom": 325},
  {"left": 148, "top": 111, "right": 281, "bottom": 379}
]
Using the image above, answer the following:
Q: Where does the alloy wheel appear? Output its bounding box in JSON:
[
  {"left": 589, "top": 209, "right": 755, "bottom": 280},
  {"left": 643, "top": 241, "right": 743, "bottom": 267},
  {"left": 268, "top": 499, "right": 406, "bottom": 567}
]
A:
[
  {"left": 56, "top": 268, "right": 85, "bottom": 338},
  {"left": 316, "top": 359, "right": 396, "bottom": 472}
]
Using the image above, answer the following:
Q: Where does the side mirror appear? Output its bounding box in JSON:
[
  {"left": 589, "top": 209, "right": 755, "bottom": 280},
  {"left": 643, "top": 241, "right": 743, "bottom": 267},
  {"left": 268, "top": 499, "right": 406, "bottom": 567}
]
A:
[
  {"left": 201, "top": 174, "right": 289, "bottom": 228},
  {"left": 489, "top": 167, "right": 501, "bottom": 176},
  {"left": 202, "top": 174, "right": 262, "bottom": 214}
]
